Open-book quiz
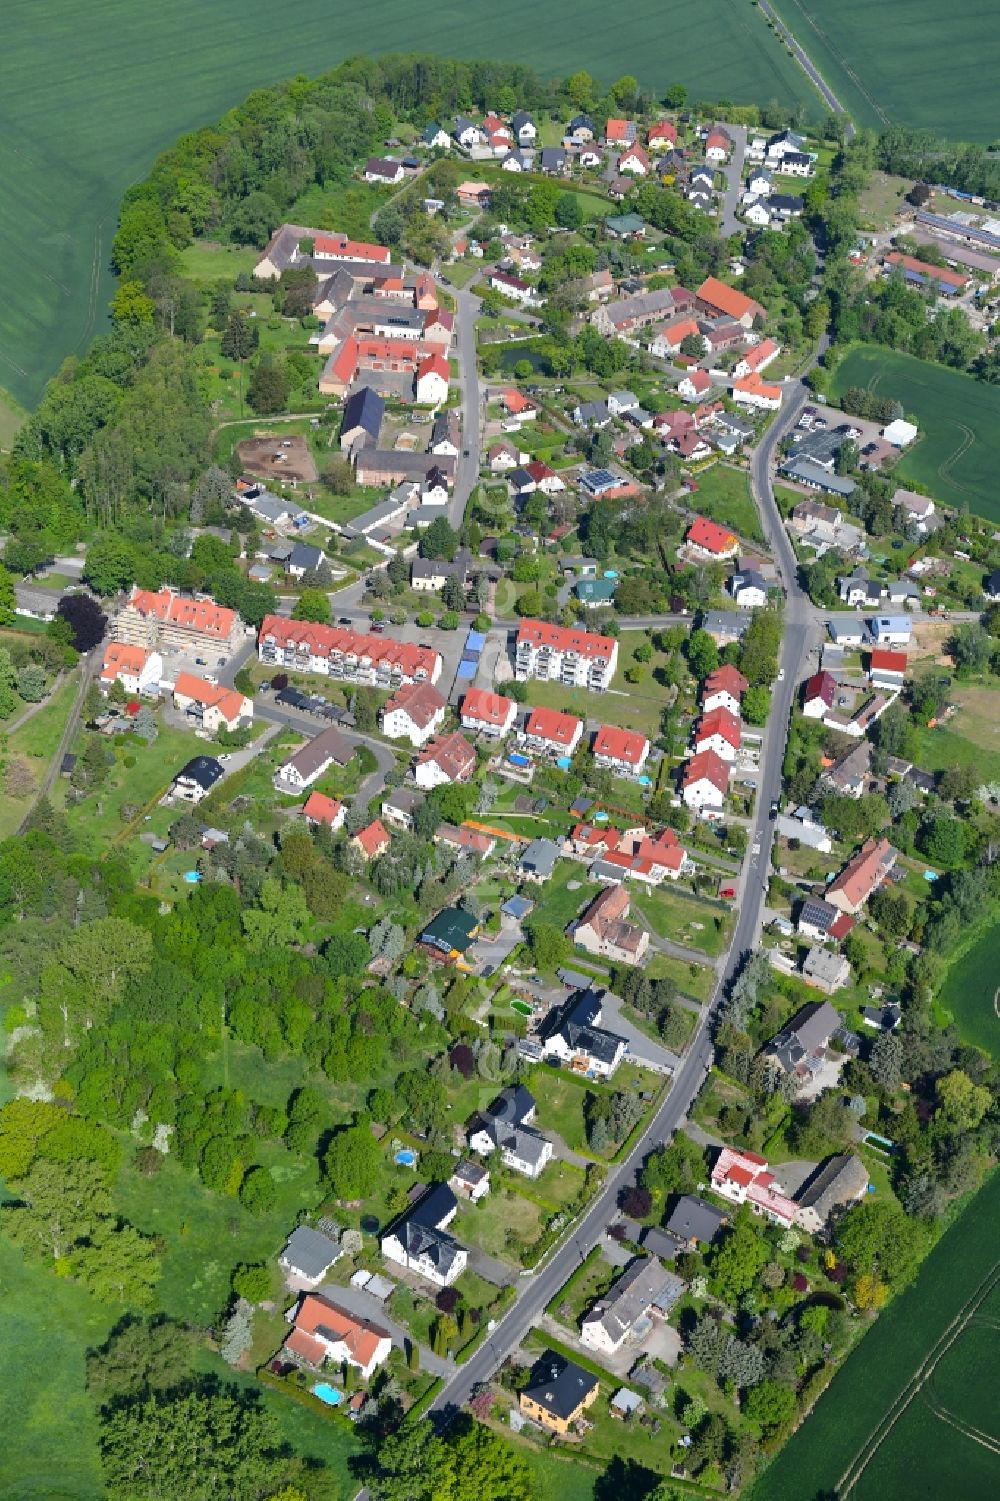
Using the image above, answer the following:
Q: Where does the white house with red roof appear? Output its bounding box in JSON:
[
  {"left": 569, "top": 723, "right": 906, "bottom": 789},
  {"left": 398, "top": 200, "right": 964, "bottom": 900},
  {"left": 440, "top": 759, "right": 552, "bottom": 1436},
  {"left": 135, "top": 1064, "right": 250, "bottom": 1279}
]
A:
[
  {"left": 461, "top": 687, "right": 516, "bottom": 738},
  {"left": 650, "top": 317, "right": 701, "bottom": 358},
  {"left": 515, "top": 619, "right": 618, "bottom": 690},
  {"left": 648, "top": 121, "right": 678, "bottom": 149},
  {"left": 116, "top": 587, "right": 242, "bottom": 655},
  {"left": 302, "top": 792, "right": 346, "bottom": 831},
  {"left": 352, "top": 819, "right": 391, "bottom": 860},
  {"left": 597, "top": 827, "right": 690, "bottom": 885},
  {"left": 677, "top": 369, "right": 712, "bottom": 402},
  {"left": 732, "top": 375, "right": 782, "bottom": 411},
  {"left": 173, "top": 673, "right": 252, "bottom": 733},
  {"left": 414, "top": 731, "right": 477, "bottom": 789},
  {"left": 733, "top": 339, "right": 780, "bottom": 379},
  {"left": 711, "top": 1147, "right": 797, "bottom": 1229},
  {"left": 380, "top": 681, "right": 447, "bottom": 746},
  {"left": 416, "top": 353, "right": 449, "bottom": 404},
  {"left": 258, "top": 617, "right": 442, "bottom": 687},
  {"left": 592, "top": 724, "right": 650, "bottom": 779},
  {"left": 694, "top": 706, "right": 742, "bottom": 763},
  {"left": 567, "top": 822, "right": 620, "bottom": 858},
  {"left": 520, "top": 706, "right": 583, "bottom": 759},
  {"left": 685, "top": 516, "right": 740, "bottom": 561},
  {"left": 100, "top": 642, "right": 162, "bottom": 697},
  {"left": 619, "top": 145, "right": 650, "bottom": 176},
  {"left": 868, "top": 649, "right": 907, "bottom": 689},
  {"left": 702, "top": 664, "right": 748, "bottom": 716},
  {"left": 525, "top": 460, "right": 565, "bottom": 494},
  {"left": 803, "top": 670, "right": 837, "bottom": 719},
  {"left": 705, "top": 127, "right": 734, "bottom": 162},
  {"left": 500, "top": 388, "right": 538, "bottom": 421},
  {"left": 681, "top": 748, "right": 731, "bottom": 811},
  {"left": 284, "top": 1293, "right": 393, "bottom": 1380},
  {"left": 606, "top": 118, "right": 637, "bottom": 144}
]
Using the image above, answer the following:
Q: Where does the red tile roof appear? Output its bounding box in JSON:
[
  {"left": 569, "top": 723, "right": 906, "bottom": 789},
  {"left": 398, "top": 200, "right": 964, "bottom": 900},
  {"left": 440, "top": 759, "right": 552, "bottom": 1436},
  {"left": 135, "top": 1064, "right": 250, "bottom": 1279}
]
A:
[
  {"left": 516, "top": 618, "right": 615, "bottom": 660},
  {"left": 526, "top": 460, "right": 555, "bottom": 483},
  {"left": 621, "top": 145, "right": 650, "bottom": 169},
  {"left": 696, "top": 706, "right": 742, "bottom": 751},
  {"left": 593, "top": 724, "right": 649, "bottom": 766},
  {"left": 101, "top": 642, "right": 150, "bottom": 681},
  {"left": 705, "top": 664, "right": 749, "bottom": 699},
  {"left": 869, "top": 649, "right": 907, "bottom": 673},
  {"left": 885, "top": 252, "right": 966, "bottom": 288},
  {"left": 657, "top": 317, "right": 700, "bottom": 346},
  {"left": 302, "top": 792, "right": 344, "bottom": 826},
  {"left": 354, "top": 819, "right": 391, "bottom": 858},
  {"left": 682, "top": 369, "right": 712, "bottom": 394},
  {"left": 416, "top": 731, "right": 477, "bottom": 782},
  {"left": 740, "top": 338, "right": 779, "bottom": 371},
  {"left": 804, "top": 670, "right": 837, "bottom": 707},
  {"left": 313, "top": 233, "right": 390, "bottom": 264},
  {"left": 697, "top": 275, "right": 765, "bottom": 323},
  {"left": 383, "top": 680, "right": 446, "bottom": 729},
  {"left": 524, "top": 706, "right": 583, "bottom": 748},
  {"left": 827, "top": 837, "right": 897, "bottom": 910},
  {"left": 682, "top": 748, "right": 731, "bottom": 795},
  {"left": 501, "top": 388, "right": 536, "bottom": 414},
  {"left": 461, "top": 687, "right": 514, "bottom": 728},
  {"left": 648, "top": 121, "right": 678, "bottom": 145},
  {"left": 128, "top": 588, "right": 236, "bottom": 637},
  {"left": 606, "top": 118, "right": 633, "bottom": 141},
  {"left": 686, "top": 515, "right": 738, "bottom": 555},
  {"left": 417, "top": 352, "right": 450, "bottom": 385},
  {"left": 173, "top": 672, "right": 247, "bottom": 724},
  {"left": 733, "top": 375, "right": 781, "bottom": 402},
  {"left": 259, "top": 616, "right": 440, "bottom": 682},
  {"left": 294, "top": 1294, "right": 390, "bottom": 1369}
]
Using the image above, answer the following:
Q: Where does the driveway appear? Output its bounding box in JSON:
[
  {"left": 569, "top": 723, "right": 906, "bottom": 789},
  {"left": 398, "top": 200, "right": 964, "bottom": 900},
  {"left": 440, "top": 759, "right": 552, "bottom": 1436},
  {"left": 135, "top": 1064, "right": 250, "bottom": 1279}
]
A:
[
  {"left": 595, "top": 991, "right": 680, "bottom": 1076},
  {"left": 314, "top": 1279, "right": 453, "bottom": 1377},
  {"left": 468, "top": 913, "right": 523, "bottom": 977},
  {"left": 466, "top": 1247, "right": 518, "bottom": 1288}
]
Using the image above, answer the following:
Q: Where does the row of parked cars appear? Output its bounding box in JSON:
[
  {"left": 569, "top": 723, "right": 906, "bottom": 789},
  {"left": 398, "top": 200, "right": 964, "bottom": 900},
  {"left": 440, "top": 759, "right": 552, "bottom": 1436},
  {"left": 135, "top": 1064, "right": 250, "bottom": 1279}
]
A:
[{"left": 259, "top": 681, "right": 354, "bottom": 724}]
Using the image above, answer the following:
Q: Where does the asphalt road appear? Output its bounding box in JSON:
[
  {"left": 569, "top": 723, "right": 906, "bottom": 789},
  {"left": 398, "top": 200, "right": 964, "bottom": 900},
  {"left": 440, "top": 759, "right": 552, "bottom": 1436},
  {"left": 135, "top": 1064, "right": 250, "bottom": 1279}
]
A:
[
  {"left": 758, "top": 1, "right": 857, "bottom": 134},
  {"left": 448, "top": 286, "right": 482, "bottom": 531},
  {"left": 428, "top": 373, "right": 821, "bottom": 1422},
  {"left": 719, "top": 123, "right": 749, "bottom": 237}
]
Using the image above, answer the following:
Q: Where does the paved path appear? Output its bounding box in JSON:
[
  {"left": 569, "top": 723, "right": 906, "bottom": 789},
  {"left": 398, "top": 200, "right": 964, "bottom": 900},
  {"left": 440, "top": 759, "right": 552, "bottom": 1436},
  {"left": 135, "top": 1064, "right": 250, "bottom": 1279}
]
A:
[
  {"left": 759, "top": 1, "right": 858, "bottom": 133},
  {"left": 447, "top": 284, "right": 483, "bottom": 532},
  {"left": 719, "top": 124, "right": 748, "bottom": 236},
  {"left": 18, "top": 650, "right": 97, "bottom": 833},
  {"left": 4, "top": 670, "right": 65, "bottom": 735}
]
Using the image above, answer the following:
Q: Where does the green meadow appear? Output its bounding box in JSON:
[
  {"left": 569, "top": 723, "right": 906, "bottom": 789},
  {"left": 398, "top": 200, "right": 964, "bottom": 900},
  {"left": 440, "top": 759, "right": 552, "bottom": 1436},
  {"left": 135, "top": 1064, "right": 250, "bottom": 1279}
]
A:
[{"left": 2, "top": 0, "right": 818, "bottom": 420}]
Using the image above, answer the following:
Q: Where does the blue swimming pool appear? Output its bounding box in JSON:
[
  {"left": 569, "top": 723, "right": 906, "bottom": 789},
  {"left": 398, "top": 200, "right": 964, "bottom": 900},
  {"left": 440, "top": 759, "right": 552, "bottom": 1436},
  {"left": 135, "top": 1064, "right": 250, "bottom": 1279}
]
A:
[
  {"left": 183, "top": 871, "right": 202, "bottom": 883},
  {"left": 394, "top": 1148, "right": 417, "bottom": 1166},
  {"left": 312, "top": 1382, "right": 343, "bottom": 1406}
]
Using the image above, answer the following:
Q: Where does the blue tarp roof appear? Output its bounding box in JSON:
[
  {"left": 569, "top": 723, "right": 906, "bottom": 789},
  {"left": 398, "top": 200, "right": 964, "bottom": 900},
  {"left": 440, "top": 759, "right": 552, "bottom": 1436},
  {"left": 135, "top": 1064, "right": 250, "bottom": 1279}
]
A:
[
  {"left": 465, "top": 629, "right": 487, "bottom": 653},
  {"left": 457, "top": 659, "right": 477, "bottom": 678}
]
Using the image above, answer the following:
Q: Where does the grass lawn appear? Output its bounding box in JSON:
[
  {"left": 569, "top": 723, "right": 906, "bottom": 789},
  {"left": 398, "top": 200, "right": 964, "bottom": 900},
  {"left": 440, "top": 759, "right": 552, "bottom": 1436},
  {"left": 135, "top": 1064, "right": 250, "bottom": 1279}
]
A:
[
  {"left": 178, "top": 238, "right": 258, "bottom": 282},
  {"left": 0, "top": 675, "right": 79, "bottom": 838},
  {"left": 527, "top": 859, "right": 599, "bottom": 931},
  {"left": 0, "top": 387, "right": 27, "bottom": 450},
  {"left": 631, "top": 883, "right": 733, "bottom": 956},
  {"left": 681, "top": 461, "right": 763, "bottom": 542},
  {"left": 937, "top": 916, "right": 1000, "bottom": 1057},
  {"left": 0, "top": 1239, "right": 110, "bottom": 1501},
  {"left": 521, "top": 676, "right": 665, "bottom": 741},
  {"left": 444, "top": 259, "right": 482, "bottom": 289},
  {"left": 911, "top": 682, "right": 1000, "bottom": 784},
  {"left": 289, "top": 179, "right": 395, "bottom": 242},
  {"left": 516, "top": 1445, "right": 597, "bottom": 1501},
  {"left": 830, "top": 345, "right": 1000, "bottom": 521},
  {"left": 646, "top": 950, "right": 717, "bottom": 1004},
  {"left": 527, "top": 1158, "right": 587, "bottom": 1211},
  {"left": 527, "top": 1068, "right": 593, "bottom": 1156},
  {"left": 454, "top": 1187, "right": 545, "bottom": 1259}
]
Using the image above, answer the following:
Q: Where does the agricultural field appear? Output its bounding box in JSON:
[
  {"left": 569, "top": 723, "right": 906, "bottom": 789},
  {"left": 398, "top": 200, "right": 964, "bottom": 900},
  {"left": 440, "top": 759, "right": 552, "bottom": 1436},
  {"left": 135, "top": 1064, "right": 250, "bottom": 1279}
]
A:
[
  {"left": 830, "top": 346, "right": 1000, "bottom": 522},
  {"left": 750, "top": 1169, "right": 1000, "bottom": 1501},
  {"left": 2, "top": 0, "right": 819, "bottom": 416},
  {"left": 938, "top": 922, "right": 1000, "bottom": 1058},
  {"left": 769, "top": 0, "right": 997, "bottom": 139}
]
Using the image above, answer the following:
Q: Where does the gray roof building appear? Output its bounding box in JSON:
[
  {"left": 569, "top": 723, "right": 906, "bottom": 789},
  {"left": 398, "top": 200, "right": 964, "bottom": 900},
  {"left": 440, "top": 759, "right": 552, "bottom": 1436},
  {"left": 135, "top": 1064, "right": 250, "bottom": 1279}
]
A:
[
  {"left": 279, "top": 1225, "right": 341, "bottom": 1283},
  {"left": 766, "top": 1000, "right": 840, "bottom": 1077},
  {"left": 794, "top": 1153, "right": 870, "bottom": 1231},
  {"left": 664, "top": 1194, "right": 728, "bottom": 1247},
  {"left": 580, "top": 1256, "right": 684, "bottom": 1349},
  {"left": 780, "top": 457, "right": 857, "bottom": 497},
  {"left": 518, "top": 837, "right": 560, "bottom": 880},
  {"left": 522, "top": 1350, "right": 599, "bottom": 1423}
]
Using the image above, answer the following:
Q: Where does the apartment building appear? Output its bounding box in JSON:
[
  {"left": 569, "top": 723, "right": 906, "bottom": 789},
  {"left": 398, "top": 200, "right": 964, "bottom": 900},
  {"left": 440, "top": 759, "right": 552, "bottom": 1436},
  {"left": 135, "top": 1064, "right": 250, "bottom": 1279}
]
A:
[
  {"left": 514, "top": 618, "right": 618, "bottom": 690},
  {"left": 259, "top": 616, "right": 442, "bottom": 688}
]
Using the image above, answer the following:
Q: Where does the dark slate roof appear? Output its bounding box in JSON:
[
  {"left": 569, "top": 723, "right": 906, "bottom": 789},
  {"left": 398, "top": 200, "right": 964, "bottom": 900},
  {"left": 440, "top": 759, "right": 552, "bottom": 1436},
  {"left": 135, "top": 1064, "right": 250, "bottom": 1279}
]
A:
[
  {"left": 486, "top": 1084, "right": 536, "bottom": 1128},
  {"left": 538, "top": 987, "right": 627, "bottom": 1067},
  {"left": 540, "top": 148, "right": 566, "bottom": 170},
  {"left": 511, "top": 111, "right": 535, "bottom": 133},
  {"left": 799, "top": 898, "right": 838, "bottom": 933},
  {"left": 421, "top": 907, "right": 478, "bottom": 954},
  {"left": 569, "top": 114, "right": 595, "bottom": 132},
  {"left": 289, "top": 542, "right": 325, "bottom": 571},
  {"left": 522, "top": 1350, "right": 598, "bottom": 1420},
  {"left": 341, "top": 385, "right": 385, "bottom": 443},
  {"left": 665, "top": 1194, "right": 728, "bottom": 1245},
  {"left": 175, "top": 755, "right": 224, "bottom": 791}
]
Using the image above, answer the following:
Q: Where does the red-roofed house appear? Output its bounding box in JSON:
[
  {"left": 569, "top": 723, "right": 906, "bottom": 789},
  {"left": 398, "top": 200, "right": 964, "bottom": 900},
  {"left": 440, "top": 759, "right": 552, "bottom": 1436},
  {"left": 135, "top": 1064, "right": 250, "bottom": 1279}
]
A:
[
  {"left": 619, "top": 145, "right": 650, "bottom": 176},
  {"left": 258, "top": 616, "right": 442, "bottom": 687},
  {"left": 100, "top": 642, "right": 162, "bottom": 696},
  {"left": 703, "top": 664, "right": 748, "bottom": 715},
  {"left": 461, "top": 688, "right": 516, "bottom": 738},
  {"left": 525, "top": 460, "right": 565, "bottom": 494},
  {"left": 285, "top": 1293, "right": 392, "bottom": 1380},
  {"left": 803, "top": 671, "right": 837, "bottom": 718},
  {"left": 650, "top": 318, "right": 701, "bottom": 358},
  {"left": 705, "top": 127, "right": 734, "bottom": 162},
  {"left": 677, "top": 368, "right": 712, "bottom": 402},
  {"left": 648, "top": 122, "right": 678, "bottom": 149},
  {"left": 117, "top": 587, "right": 241, "bottom": 653},
  {"left": 826, "top": 837, "right": 897, "bottom": 915},
  {"left": 681, "top": 748, "right": 731, "bottom": 811},
  {"left": 732, "top": 375, "right": 782, "bottom": 411},
  {"left": 568, "top": 823, "right": 619, "bottom": 857},
  {"left": 674, "top": 430, "right": 713, "bottom": 462},
  {"left": 733, "top": 339, "right": 780, "bottom": 379},
  {"left": 302, "top": 792, "right": 346, "bottom": 831},
  {"left": 520, "top": 706, "right": 584, "bottom": 758},
  {"left": 885, "top": 252, "right": 967, "bottom": 295},
  {"left": 696, "top": 276, "right": 766, "bottom": 328},
  {"left": 352, "top": 820, "right": 391, "bottom": 860},
  {"left": 515, "top": 619, "right": 618, "bottom": 690},
  {"left": 573, "top": 884, "right": 649, "bottom": 964},
  {"left": 500, "top": 388, "right": 538, "bottom": 420},
  {"left": 380, "top": 681, "right": 447, "bottom": 746},
  {"left": 172, "top": 673, "right": 252, "bottom": 733},
  {"left": 592, "top": 724, "right": 650, "bottom": 778},
  {"left": 598, "top": 826, "right": 690, "bottom": 885},
  {"left": 686, "top": 516, "right": 740, "bottom": 560},
  {"left": 606, "top": 118, "right": 637, "bottom": 144},
  {"left": 415, "top": 731, "right": 477, "bottom": 789},
  {"left": 868, "top": 649, "right": 907, "bottom": 687},
  {"left": 416, "top": 353, "right": 449, "bottom": 404},
  {"left": 711, "top": 1148, "right": 797, "bottom": 1228},
  {"left": 694, "top": 706, "right": 742, "bottom": 762}
]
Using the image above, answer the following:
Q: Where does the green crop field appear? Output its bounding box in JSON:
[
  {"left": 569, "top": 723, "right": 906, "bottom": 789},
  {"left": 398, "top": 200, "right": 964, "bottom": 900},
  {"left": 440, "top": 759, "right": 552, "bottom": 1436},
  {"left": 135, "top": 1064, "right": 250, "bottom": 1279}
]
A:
[
  {"left": 770, "top": 0, "right": 999, "bottom": 140},
  {"left": 2, "top": 0, "right": 819, "bottom": 420},
  {"left": 750, "top": 1170, "right": 1000, "bottom": 1501},
  {"left": 938, "top": 922, "right": 1000, "bottom": 1058},
  {"left": 830, "top": 346, "right": 1000, "bottom": 522}
]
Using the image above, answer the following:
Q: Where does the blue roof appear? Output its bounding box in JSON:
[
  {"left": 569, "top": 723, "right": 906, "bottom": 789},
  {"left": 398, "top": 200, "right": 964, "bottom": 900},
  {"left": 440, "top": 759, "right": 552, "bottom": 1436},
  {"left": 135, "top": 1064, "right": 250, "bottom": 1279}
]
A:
[
  {"left": 502, "top": 895, "right": 534, "bottom": 919},
  {"left": 457, "top": 660, "right": 477, "bottom": 678},
  {"left": 465, "top": 629, "right": 487, "bottom": 653}
]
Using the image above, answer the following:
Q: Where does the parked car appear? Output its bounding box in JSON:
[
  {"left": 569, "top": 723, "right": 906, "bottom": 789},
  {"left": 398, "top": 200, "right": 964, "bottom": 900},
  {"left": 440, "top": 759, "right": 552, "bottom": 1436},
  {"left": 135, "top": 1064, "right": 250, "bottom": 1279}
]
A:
[{"left": 769, "top": 800, "right": 779, "bottom": 819}]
